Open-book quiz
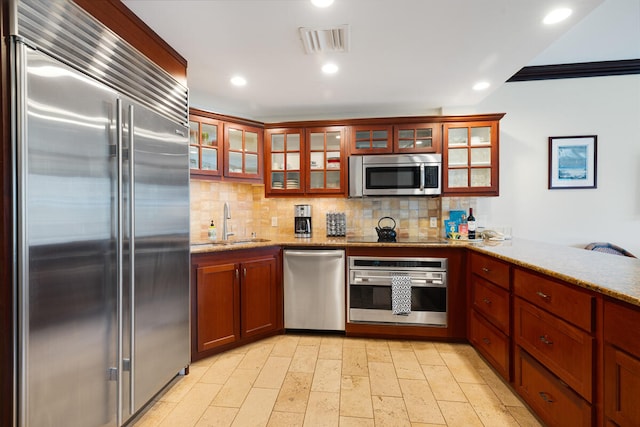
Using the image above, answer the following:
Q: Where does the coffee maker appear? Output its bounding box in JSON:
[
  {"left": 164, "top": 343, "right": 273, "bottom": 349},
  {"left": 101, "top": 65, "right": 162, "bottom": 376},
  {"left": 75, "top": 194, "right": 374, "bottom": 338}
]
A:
[{"left": 294, "top": 204, "right": 312, "bottom": 238}]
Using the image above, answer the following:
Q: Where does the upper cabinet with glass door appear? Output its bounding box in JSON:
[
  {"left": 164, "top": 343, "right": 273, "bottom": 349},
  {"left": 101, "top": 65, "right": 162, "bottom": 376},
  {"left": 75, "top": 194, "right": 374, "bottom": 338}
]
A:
[
  {"left": 349, "top": 122, "right": 440, "bottom": 154},
  {"left": 306, "top": 126, "right": 346, "bottom": 195},
  {"left": 443, "top": 119, "right": 501, "bottom": 196},
  {"left": 189, "top": 113, "right": 223, "bottom": 178},
  {"left": 265, "top": 128, "right": 304, "bottom": 195},
  {"left": 394, "top": 123, "right": 441, "bottom": 153},
  {"left": 350, "top": 125, "right": 393, "bottom": 154},
  {"left": 224, "top": 123, "right": 263, "bottom": 182}
]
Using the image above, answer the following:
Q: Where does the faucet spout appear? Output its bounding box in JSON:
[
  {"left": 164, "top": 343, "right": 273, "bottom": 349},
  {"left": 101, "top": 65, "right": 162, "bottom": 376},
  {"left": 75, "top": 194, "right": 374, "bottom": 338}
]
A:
[{"left": 223, "top": 202, "right": 235, "bottom": 240}]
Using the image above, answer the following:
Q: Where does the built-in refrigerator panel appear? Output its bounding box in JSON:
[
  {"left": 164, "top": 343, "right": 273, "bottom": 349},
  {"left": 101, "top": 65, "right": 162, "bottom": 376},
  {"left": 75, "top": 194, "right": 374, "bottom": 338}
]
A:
[
  {"left": 19, "top": 44, "right": 119, "bottom": 427},
  {"left": 120, "top": 99, "right": 190, "bottom": 417},
  {"left": 17, "top": 42, "right": 190, "bottom": 427}
]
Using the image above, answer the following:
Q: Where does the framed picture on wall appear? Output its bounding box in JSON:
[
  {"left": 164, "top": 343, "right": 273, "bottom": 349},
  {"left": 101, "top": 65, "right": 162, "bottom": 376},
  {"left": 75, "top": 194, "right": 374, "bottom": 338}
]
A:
[{"left": 548, "top": 135, "right": 597, "bottom": 189}]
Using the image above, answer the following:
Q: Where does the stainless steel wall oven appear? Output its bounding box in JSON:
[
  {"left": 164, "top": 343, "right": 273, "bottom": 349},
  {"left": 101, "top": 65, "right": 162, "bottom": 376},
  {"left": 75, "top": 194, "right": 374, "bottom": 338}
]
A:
[{"left": 348, "top": 256, "right": 448, "bottom": 326}]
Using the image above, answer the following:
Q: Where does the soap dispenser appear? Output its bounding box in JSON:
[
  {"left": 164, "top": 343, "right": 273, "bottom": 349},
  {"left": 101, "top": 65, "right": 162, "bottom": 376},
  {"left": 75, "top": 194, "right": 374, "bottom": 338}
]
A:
[{"left": 208, "top": 220, "right": 217, "bottom": 241}]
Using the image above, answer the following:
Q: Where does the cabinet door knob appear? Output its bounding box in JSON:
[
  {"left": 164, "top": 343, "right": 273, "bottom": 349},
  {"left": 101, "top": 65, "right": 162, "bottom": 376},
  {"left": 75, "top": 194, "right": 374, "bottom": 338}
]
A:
[
  {"left": 539, "top": 335, "right": 554, "bottom": 345},
  {"left": 482, "top": 267, "right": 490, "bottom": 273},
  {"left": 536, "top": 290, "right": 551, "bottom": 301},
  {"left": 482, "top": 337, "right": 491, "bottom": 345},
  {"left": 483, "top": 298, "right": 492, "bottom": 305},
  {"left": 538, "top": 391, "right": 554, "bottom": 403}
]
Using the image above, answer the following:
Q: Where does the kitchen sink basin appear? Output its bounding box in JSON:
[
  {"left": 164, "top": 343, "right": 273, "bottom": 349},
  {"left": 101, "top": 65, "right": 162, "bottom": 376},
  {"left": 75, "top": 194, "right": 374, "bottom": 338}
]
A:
[
  {"left": 226, "top": 238, "right": 271, "bottom": 245},
  {"left": 192, "top": 238, "right": 271, "bottom": 247}
]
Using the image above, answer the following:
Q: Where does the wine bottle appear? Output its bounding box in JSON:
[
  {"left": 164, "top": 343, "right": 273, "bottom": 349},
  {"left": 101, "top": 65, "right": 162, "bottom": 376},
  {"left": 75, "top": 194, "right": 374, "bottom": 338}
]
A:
[{"left": 467, "top": 208, "right": 476, "bottom": 240}]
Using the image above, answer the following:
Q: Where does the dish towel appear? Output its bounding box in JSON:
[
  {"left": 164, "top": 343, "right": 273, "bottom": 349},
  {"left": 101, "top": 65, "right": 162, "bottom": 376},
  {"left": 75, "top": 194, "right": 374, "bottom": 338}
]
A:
[{"left": 391, "top": 274, "right": 412, "bottom": 315}]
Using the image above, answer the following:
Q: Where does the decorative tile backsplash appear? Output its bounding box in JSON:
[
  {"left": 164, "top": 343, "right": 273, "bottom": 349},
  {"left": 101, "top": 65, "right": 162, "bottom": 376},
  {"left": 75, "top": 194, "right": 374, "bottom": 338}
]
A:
[{"left": 190, "top": 181, "right": 475, "bottom": 241}]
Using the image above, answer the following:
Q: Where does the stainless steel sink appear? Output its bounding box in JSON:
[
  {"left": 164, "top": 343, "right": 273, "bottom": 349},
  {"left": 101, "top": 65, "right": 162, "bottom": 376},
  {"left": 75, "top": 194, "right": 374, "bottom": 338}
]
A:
[
  {"left": 225, "top": 238, "right": 271, "bottom": 245},
  {"left": 192, "top": 238, "right": 271, "bottom": 247}
]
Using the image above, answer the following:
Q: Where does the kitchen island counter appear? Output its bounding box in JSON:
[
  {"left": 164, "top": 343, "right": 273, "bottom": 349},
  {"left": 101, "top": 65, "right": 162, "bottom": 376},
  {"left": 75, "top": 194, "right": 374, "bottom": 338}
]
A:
[{"left": 191, "top": 237, "right": 640, "bottom": 307}]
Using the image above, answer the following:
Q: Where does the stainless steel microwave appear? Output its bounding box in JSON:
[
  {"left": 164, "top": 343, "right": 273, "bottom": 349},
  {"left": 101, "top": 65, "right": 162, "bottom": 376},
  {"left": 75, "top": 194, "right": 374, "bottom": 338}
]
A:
[{"left": 349, "top": 153, "right": 442, "bottom": 197}]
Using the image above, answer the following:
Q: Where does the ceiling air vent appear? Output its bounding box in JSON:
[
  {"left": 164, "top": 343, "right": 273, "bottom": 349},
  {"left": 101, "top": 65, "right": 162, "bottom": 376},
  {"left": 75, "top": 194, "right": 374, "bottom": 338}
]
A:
[{"left": 299, "top": 25, "right": 350, "bottom": 54}]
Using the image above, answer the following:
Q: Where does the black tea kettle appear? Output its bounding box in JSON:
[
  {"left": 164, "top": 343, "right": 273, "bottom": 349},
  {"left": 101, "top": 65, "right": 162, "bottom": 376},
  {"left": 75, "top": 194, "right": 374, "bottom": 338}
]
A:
[{"left": 376, "top": 216, "right": 397, "bottom": 242}]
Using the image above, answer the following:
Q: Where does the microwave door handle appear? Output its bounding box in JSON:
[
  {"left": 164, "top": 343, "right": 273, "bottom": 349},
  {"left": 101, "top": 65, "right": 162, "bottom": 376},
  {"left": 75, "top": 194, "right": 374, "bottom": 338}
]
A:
[{"left": 419, "top": 164, "right": 425, "bottom": 191}]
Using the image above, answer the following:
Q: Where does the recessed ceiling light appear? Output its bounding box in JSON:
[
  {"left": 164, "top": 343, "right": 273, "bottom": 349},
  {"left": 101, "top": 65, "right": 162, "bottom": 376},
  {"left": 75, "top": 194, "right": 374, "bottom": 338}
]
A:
[
  {"left": 473, "top": 81, "right": 490, "bottom": 91},
  {"left": 230, "top": 76, "right": 247, "bottom": 87},
  {"left": 322, "top": 63, "right": 339, "bottom": 74},
  {"left": 311, "top": 0, "right": 334, "bottom": 8},
  {"left": 543, "top": 8, "right": 572, "bottom": 25}
]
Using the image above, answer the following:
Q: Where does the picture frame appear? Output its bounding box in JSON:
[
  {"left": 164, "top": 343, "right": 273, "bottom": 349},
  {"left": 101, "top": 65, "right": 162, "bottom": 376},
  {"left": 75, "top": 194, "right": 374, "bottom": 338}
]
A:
[{"left": 548, "top": 135, "right": 597, "bottom": 189}]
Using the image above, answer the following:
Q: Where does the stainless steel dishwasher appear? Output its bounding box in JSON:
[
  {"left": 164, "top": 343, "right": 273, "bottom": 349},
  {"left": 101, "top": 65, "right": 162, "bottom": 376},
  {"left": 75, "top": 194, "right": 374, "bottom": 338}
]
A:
[{"left": 284, "top": 249, "right": 346, "bottom": 331}]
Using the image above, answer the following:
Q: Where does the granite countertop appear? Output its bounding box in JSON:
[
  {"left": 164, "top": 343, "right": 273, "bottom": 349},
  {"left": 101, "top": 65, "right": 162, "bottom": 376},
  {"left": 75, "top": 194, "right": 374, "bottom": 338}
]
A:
[{"left": 191, "top": 236, "right": 640, "bottom": 308}]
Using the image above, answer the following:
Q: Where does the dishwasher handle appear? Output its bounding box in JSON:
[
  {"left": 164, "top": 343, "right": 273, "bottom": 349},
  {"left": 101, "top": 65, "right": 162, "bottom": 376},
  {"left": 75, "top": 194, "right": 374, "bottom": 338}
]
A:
[{"left": 285, "top": 250, "right": 344, "bottom": 258}]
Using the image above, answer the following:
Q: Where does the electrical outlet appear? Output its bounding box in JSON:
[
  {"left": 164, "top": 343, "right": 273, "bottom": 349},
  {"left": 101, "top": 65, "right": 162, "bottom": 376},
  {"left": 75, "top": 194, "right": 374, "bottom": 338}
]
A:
[
  {"left": 430, "top": 217, "right": 438, "bottom": 228},
  {"left": 271, "top": 217, "right": 278, "bottom": 227}
]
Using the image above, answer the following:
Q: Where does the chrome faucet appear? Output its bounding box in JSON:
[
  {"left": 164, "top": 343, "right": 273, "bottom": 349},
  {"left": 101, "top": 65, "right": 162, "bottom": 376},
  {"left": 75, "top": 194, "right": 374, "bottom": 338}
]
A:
[{"left": 223, "top": 202, "right": 234, "bottom": 240}]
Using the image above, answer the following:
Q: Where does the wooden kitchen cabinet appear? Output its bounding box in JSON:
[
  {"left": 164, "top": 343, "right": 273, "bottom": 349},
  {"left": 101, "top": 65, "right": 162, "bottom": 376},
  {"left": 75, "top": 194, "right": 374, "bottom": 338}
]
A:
[
  {"left": 189, "top": 112, "right": 223, "bottom": 178},
  {"left": 306, "top": 126, "right": 347, "bottom": 195},
  {"left": 515, "top": 348, "right": 592, "bottom": 427},
  {"left": 265, "top": 127, "right": 305, "bottom": 194},
  {"left": 443, "top": 119, "right": 500, "bottom": 196},
  {"left": 265, "top": 126, "right": 347, "bottom": 196},
  {"left": 348, "top": 122, "right": 440, "bottom": 154},
  {"left": 240, "top": 255, "right": 278, "bottom": 338},
  {"left": 603, "top": 299, "right": 640, "bottom": 427},
  {"left": 394, "top": 122, "right": 441, "bottom": 153},
  {"left": 512, "top": 267, "right": 596, "bottom": 426},
  {"left": 350, "top": 125, "right": 393, "bottom": 154},
  {"left": 189, "top": 108, "right": 264, "bottom": 182},
  {"left": 196, "top": 263, "right": 240, "bottom": 352},
  {"left": 224, "top": 122, "right": 263, "bottom": 181},
  {"left": 191, "top": 247, "right": 282, "bottom": 361},
  {"left": 468, "top": 252, "right": 511, "bottom": 380}
]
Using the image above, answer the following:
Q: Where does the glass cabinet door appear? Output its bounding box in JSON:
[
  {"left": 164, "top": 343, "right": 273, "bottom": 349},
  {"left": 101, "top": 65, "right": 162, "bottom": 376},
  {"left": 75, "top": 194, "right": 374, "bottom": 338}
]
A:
[
  {"left": 443, "top": 121, "right": 498, "bottom": 195},
  {"left": 394, "top": 123, "right": 441, "bottom": 153},
  {"left": 224, "top": 123, "right": 263, "bottom": 180},
  {"left": 350, "top": 125, "right": 393, "bottom": 154},
  {"left": 306, "top": 127, "right": 345, "bottom": 193},
  {"left": 189, "top": 114, "right": 222, "bottom": 177},
  {"left": 265, "top": 128, "right": 303, "bottom": 193}
]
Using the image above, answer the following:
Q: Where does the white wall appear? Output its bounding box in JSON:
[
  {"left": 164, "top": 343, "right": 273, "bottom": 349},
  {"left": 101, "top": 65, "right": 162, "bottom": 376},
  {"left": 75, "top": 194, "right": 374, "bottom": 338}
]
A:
[{"left": 470, "top": 74, "right": 640, "bottom": 255}]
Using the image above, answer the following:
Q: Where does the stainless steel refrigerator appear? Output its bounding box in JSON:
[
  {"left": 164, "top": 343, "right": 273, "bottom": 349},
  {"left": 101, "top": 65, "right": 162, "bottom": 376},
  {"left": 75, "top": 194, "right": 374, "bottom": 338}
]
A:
[{"left": 12, "top": 5, "right": 191, "bottom": 425}]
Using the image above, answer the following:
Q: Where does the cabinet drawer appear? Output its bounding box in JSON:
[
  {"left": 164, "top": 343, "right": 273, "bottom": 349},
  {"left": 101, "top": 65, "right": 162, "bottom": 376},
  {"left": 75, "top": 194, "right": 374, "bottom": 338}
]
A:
[
  {"left": 515, "top": 349, "right": 592, "bottom": 427},
  {"left": 469, "top": 309, "right": 509, "bottom": 380},
  {"left": 471, "top": 275, "right": 510, "bottom": 334},
  {"left": 604, "top": 344, "right": 640, "bottom": 426},
  {"left": 513, "top": 269, "right": 594, "bottom": 332},
  {"left": 604, "top": 299, "right": 640, "bottom": 356},
  {"left": 514, "top": 298, "right": 593, "bottom": 400},
  {"left": 470, "top": 252, "right": 510, "bottom": 290}
]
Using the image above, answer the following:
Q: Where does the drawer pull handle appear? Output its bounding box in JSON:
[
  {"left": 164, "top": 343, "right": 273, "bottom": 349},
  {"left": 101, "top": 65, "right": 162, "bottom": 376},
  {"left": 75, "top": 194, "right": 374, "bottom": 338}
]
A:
[
  {"left": 536, "top": 291, "right": 551, "bottom": 301},
  {"left": 483, "top": 298, "right": 492, "bottom": 305},
  {"left": 538, "top": 391, "right": 554, "bottom": 403},
  {"left": 482, "top": 267, "right": 490, "bottom": 273},
  {"left": 482, "top": 337, "right": 491, "bottom": 345},
  {"left": 539, "top": 335, "right": 554, "bottom": 345}
]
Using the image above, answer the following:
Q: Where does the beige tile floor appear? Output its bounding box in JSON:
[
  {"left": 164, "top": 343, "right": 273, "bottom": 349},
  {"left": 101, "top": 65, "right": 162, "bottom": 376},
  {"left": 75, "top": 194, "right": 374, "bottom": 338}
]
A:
[{"left": 131, "top": 334, "right": 543, "bottom": 427}]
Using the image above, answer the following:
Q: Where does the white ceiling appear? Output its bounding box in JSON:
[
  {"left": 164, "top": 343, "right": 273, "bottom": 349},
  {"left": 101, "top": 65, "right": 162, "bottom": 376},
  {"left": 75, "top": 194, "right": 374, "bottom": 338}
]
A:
[{"left": 121, "top": 0, "right": 639, "bottom": 123}]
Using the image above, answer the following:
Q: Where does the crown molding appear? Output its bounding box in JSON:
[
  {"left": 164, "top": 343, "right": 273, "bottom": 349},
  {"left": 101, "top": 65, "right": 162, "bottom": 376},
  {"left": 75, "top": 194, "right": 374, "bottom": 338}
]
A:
[{"left": 508, "top": 59, "right": 640, "bottom": 82}]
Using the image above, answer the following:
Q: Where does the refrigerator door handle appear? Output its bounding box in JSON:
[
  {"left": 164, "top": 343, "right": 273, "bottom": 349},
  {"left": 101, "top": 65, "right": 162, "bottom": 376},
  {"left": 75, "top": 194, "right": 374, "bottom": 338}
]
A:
[
  {"left": 116, "top": 97, "right": 124, "bottom": 427},
  {"left": 128, "top": 103, "right": 136, "bottom": 415}
]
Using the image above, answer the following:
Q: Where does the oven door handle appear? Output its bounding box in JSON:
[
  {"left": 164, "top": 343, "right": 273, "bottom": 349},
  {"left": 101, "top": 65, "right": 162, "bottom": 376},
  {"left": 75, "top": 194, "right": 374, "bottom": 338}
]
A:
[{"left": 351, "top": 277, "right": 443, "bottom": 286}]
